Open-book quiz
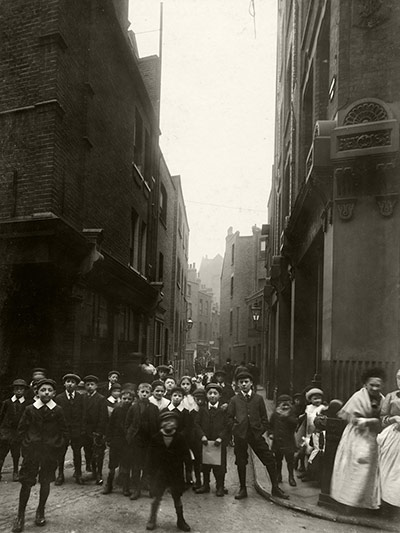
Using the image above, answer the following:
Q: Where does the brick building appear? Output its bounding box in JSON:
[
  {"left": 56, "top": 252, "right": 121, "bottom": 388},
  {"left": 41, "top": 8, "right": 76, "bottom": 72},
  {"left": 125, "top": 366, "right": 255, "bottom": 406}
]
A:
[
  {"left": 266, "top": 0, "right": 400, "bottom": 400},
  {"left": 0, "top": 0, "right": 188, "bottom": 390},
  {"left": 199, "top": 254, "right": 223, "bottom": 306},
  {"left": 219, "top": 226, "right": 266, "bottom": 373}
]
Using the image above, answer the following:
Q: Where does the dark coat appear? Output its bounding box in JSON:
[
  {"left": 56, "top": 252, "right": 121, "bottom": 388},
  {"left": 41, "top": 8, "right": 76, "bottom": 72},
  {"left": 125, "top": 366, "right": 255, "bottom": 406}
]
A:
[
  {"left": 194, "top": 405, "right": 230, "bottom": 468},
  {"left": 218, "top": 383, "right": 235, "bottom": 405},
  {"left": 227, "top": 392, "right": 269, "bottom": 439},
  {"left": 147, "top": 430, "right": 191, "bottom": 496},
  {"left": 0, "top": 398, "right": 29, "bottom": 441},
  {"left": 83, "top": 392, "right": 108, "bottom": 436},
  {"left": 160, "top": 406, "right": 191, "bottom": 440},
  {"left": 269, "top": 411, "right": 298, "bottom": 452},
  {"left": 55, "top": 391, "right": 84, "bottom": 440},
  {"left": 107, "top": 402, "right": 131, "bottom": 468},
  {"left": 17, "top": 404, "right": 68, "bottom": 456},
  {"left": 125, "top": 400, "right": 159, "bottom": 447}
]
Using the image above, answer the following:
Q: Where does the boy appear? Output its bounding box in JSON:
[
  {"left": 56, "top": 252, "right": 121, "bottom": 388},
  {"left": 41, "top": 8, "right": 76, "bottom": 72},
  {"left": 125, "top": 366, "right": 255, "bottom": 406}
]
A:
[
  {"left": 54, "top": 373, "right": 84, "bottom": 485},
  {"left": 269, "top": 394, "right": 298, "bottom": 487},
  {"left": 149, "top": 380, "right": 170, "bottom": 411},
  {"left": 164, "top": 376, "right": 176, "bottom": 400},
  {"left": 12, "top": 378, "right": 67, "bottom": 533},
  {"left": 192, "top": 388, "right": 206, "bottom": 409},
  {"left": 156, "top": 365, "right": 170, "bottom": 382},
  {"left": 146, "top": 411, "right": 191, "bottom": 531},
  {"left": 212, "top": 370, "right": 235, "bottom": 408},
  {"left": 100, "top": 370, "right": 121, "bottom": 397},
  {"left": 82, "top": 375, "right": 108, "bottom": 485},
  {"left": 26, "top": 368, "right": 47, "bottom": 402},
  {"left": 106, "top": 383, "right": 122, "bottom": 417},
  {"left": 194, "top": 383, "right": 229, "bottom": 496},
  {"left": 227, "top": 371, "right": 288, "bottom": 500},
  {"left": 125, "top": 382, "right": 159, "bottom": 500},
  {"left": 0, "top": 379, "right": 29, "bottom": 482},
  {"left": 103, "top": 388, "right": 134, "bottom": 496}
]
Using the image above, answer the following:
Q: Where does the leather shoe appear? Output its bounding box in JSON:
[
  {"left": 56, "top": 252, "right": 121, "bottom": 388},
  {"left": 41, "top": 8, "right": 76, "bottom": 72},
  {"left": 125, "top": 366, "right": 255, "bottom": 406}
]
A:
[
  {"left": 11, "top": 516, "right": 24, "bottom": 533},
  {"left": 194, "top": 484, "right": 210, "bottom": 494},
  {"left": 13, "top": 472, "right": 19, "bottom": 482},
  {"left": 271, "top": 486, "right": 289, "bottom": 499},
  {"left": 289, "top": 476, "right": 297, "bottom": 487},
  {"left": 75, "top": 475, "right": 84, "bottom": 485},
  {"left": 234, "top": 487, "right": 248, "bottom": 499},
  {"left": 216, "top": 487, "right": 225, "bottom": 497},
  {"left": 55, "top": 474, "right": 64, "bottom": 486},
  {"left": 35, "top": 510, "right": 46, "bottom": 526},
  {"left": 130, "top": 489, "right": 140, "bottom": 500}
]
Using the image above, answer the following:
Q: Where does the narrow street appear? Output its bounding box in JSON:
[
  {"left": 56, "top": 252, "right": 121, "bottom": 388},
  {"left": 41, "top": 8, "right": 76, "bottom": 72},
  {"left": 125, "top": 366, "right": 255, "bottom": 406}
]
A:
[{"left": 0, "top": 450, "right": 371, "bottom": 533}]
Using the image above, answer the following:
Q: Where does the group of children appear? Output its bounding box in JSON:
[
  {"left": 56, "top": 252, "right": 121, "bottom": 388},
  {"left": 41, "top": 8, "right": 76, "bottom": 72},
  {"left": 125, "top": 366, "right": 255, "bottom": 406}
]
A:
[{"left": 0, "top": 364, "right": 331, "bottom": 532}]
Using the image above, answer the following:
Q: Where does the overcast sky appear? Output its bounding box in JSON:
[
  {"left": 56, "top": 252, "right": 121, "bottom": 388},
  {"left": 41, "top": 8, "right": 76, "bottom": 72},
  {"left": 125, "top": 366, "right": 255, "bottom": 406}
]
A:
[{"left": 129, "top": 0, "right": 277, "bottom": 268}]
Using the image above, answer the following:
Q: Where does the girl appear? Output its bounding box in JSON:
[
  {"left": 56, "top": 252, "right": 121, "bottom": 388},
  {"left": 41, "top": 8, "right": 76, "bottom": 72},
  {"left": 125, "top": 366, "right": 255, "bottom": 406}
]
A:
[
  {"left": 179, "top": 376, "right": 201, "bottom": 489},
  {"left": 150, "top": 380, "right": 170, "bottom": 411}
]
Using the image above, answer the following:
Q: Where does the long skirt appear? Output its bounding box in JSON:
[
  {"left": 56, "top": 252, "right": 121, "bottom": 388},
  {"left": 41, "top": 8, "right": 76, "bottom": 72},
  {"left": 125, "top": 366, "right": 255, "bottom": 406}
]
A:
[
  {"left": 377, "top": 425, "right": 400, "bottom": 507},
  {"left": 331, "top": 424, "right": 380, "bottom": 509}
]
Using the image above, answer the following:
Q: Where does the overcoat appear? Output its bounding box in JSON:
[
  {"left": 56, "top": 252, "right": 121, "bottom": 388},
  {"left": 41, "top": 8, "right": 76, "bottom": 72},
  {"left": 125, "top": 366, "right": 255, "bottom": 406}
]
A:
[{"left": 55, "top": 391, "right": 84, "bottom": 440}]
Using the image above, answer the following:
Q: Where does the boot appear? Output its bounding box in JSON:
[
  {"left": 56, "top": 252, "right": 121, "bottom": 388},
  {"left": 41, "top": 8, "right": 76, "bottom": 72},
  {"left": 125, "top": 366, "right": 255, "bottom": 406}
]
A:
[
  {"left": 271, "top": 485, "right": 289, "bottom": 499},
  {"left": 192, "top": 463, "right": 202, "bottom": 490},
  {"left": 55, "top": 469, "right": 64, "bottom": 486},
  {"left": 130, "top": 488, "right": 140, "bottom": 500},
  {"left": 184, "top": 464, "right": 193, "bottom": 487},
  {"left": 75, "top": 470, "right": 84, "bottom": 485},
  {"left": 11, "top": 515, "right": 24, "bottom": 533},
  {"left": 215, "top": 473, "right": 225, "bottom": 497},
  {"left": 288, "top": 475, "right": 297, "bottom": 487},
  {"left": 234, "top": 466, "right": 247, "bottom": 499},
  {"left": 194, "top": 470, "right": 210, "bottom": 494},
  {"left": 288, "top": 460, "right": 296, "bottom": 486},
  {"left": 146, "top": 499, "right": 160, "bottom": 530},
  {"left": 122, "top": 474, "right": 131, "bottom": 496},
  {"left": 35, "top": 507, "right": 46, "bottom": 527},
  {"left": 102, "top": 472, "right": 114, "bottom": 494},
  {"left": 13, "top": 471, "right": 19, "bottom": 482},
  {"left": 176, "top": 505, "right": 191, "bottom": 532}
]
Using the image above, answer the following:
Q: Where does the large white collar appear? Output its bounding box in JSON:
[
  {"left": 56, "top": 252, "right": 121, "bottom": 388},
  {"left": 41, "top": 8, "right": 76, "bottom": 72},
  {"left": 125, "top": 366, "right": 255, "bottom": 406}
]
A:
[
  {"left": 33, "top": 399, "right": 57, "bottom": 410},
  {"left": 107, "top": 396, "right": 117, "bottom": 404},
  {"left": 11, "top": 395, "right": 25, "bottom": 403},
  {"left": 208, "top": 402, "right": 219, "bottom": 409},
  {"left": 168, "top": 402, "right": 184, "bottom": 412}
]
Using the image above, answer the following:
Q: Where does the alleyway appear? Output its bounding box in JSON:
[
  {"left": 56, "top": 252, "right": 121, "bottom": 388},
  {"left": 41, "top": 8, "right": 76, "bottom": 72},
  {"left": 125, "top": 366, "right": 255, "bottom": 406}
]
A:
[{"left": 0, "top": 450, "right": 371, "bottom": 533}]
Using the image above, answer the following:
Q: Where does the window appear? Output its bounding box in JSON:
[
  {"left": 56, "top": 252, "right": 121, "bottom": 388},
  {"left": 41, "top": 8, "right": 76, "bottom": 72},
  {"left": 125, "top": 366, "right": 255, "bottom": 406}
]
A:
[
  {"left": 134, "top": 109, "right": 144, "bottom": 170},
  {"left": 160, "top": 184, "right": 168, "bottom": 224},
  {"left": 187, "top": 283, "right": 191, "bottom": 297},
  {"left": 229, "top": 309, "right": 233, "bottom": 335},
  {"left": 144, "top": 129, "right": 152, "bottom": 181},
  {"left": 129, "top": 209, "right": 139, "bottom": 268},
  {"left": 158, "top": 252, "right": 164, "bottom": 281},
  {"left": 178, "top": 206, "right": 182, "bottom": 237},
  {"left": 260, "top": 239, "right": 266, "bottom": 252},
  {"left": 82, "top": 291, "right": 109, "bottom": 339},
  {"left": 231, "top": 243, "right": 235, "bottom": 265},
  {"left": 205, "top": 300, "right": 209, "bottom": 316},
  {"left": 177, "top": 258, "right": 181, "bottom": 287},
  {"left": 199, "top": 299, "right": 203, "bottom": 315},
  {"left": 199, "top": 322, "right": 203, "bottom": 339},
  {"left": 230, "top": 275, "right": 234, "bottom": 297},
  {"left": 236, "top": 307, "right": 240, "bottom": 342},
  {"left": 137, "top": 221, "right": 147, "bottom": 275},
  {"left": 204, "top": 323, "right": 208, "bottom": 339}
]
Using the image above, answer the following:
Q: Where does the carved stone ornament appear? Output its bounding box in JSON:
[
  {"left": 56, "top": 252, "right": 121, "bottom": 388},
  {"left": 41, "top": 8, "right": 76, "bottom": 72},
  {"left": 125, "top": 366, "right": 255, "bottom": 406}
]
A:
[
  {"left": 335, "top": 198, "right": 357, "bottom": 221},
  {"left": 375, "top": 194, "right": 398, "bottom": 217},
  {"left": 354, "top": 0, "right": 391, "bottom": 29},
  {"left": 343, "top": 101, "right": 388, "bottom": 125}
]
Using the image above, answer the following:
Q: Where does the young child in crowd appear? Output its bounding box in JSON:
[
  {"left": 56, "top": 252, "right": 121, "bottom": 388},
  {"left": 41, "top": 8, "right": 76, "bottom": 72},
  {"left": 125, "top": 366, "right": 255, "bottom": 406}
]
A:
[
  {"left": 0, "top": 379, "right": 29, "bottom": 482},
  {"left": 11, "top": 378, "right": 67, "bottom": 533},
  {"left": 179, "top": 376, "right": 200, "bottom": 488},
  {"left": 299, "top": 388, "right": 326, "bottom": 479},
  {"left": 101, "top": 370, "right": 121, "bottom": 397},
  {"left": 192, "top": 388, "right": 207, "bottom": 409},
  {"left": 269, "top": 394, "right": 298, "bottom": 487},
  {"left": 82, "top": 375, "right": 108, "bottom": 485},
  {"left": 54, "top": 373, "right": 84, "bottom": 485},
  {"left": 106, "top": 383, "right": 121, "bottom": 417},
  {"left": 149, "top": 380, "right": 170, "bottom": 411},
  {"left": 194, "top": 383, "right": 229, "bottom": 496},
  {"left": 156, "top": 365, "right": 170, "bottom": 382},
  {"left": 125, "top": 382, "right": 159, "bottom": 500},
  {"left": 212, "top": 370, "right": 235, "bottom": 408},
  {"left": 164, "top": 377, "right": 177, "bottom": 401},
  {"left": 146, "top": 411, "right": 191, "bottom": 532},
  {"left": 103, "top": 388, "right": 134, "bottom": 496}
]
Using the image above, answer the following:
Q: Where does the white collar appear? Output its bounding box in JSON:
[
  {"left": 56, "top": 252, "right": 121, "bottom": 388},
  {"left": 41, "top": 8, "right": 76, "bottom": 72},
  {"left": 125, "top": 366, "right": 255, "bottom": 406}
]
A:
[
  {"left": 107, "top": 396, "right": 117, "bottom": 403},
  {"left": 168, "top": 402, "right": 184, "bottom": 411},
  {"left": 66, "top": 391, "right": 75, "bottom": 399},
  {"left": 11, "top": 395, "right": 25, "bottom": 403},
  {"left": 241, "top": 390, "right": 252, "bottom": 398},
  {"left": 208, "top": 402, "right": 219, "bottom": 409},
  {"left": 33, "top": 399, "right": 57, "bottom": 410}
]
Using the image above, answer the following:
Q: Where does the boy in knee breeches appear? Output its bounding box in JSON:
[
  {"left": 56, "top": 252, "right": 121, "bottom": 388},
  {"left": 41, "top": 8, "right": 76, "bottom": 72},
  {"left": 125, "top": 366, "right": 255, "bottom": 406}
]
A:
[
  {"left": 0, "top": 379, "right": 29, "bottom": 482},
  {"left": 146, "top": 411, "right": 191, "bottom": 532},
  {"left": 194, "top": 383, "right": 229, "bottom": 496},
  {"left": 227, "top": 371, "right": 288, "bottom": 500},
  {"left": 11, "top": 379, "right": 67, "bottom": 533}
]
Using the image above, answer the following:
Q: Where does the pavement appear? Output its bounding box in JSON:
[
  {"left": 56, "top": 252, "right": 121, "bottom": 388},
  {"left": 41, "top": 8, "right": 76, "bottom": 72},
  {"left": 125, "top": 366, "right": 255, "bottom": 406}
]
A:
[{"left": 251, "top": 388, "right": 399, "bottom": 532}]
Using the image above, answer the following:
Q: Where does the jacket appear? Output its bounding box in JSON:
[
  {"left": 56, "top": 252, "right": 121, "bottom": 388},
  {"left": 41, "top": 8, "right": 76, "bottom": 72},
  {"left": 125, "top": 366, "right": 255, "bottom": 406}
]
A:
[
  {"left": 55, "top": 391, "right": 84, "bottom": 439},
  {"left": 83, "top": 392, "right": 108, "bottom": 436},
  {"left": 0, "top": 397, "right": 29, "bottom": 441},
  {"left": 17, "top": 402, "right": 67, "bottom": 453},
  {"left": 227, "top": 392, "right": 269, "bottom": 439},
  {"left": 125, "top": 400, "right": 159, "bottom": 446},
  {"left": 194, "top": 404, "right": 230, "bottom": 443}
]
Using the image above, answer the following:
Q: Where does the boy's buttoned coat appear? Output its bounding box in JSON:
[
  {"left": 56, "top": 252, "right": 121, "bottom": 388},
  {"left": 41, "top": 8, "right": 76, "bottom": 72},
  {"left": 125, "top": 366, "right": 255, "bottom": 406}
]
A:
[
  {"left": 18, "top": 404, "right": 67, "bottom": 457},
  {"left": 83, "top": 392, "right": 108, "bottom": 436},
  {"left": 227, "top": 392, "right": 269, "bottom": 439},
  {"left": 0, "top": 398, "right": 29, "bottom": 442},
  {"left": 55, "top": 391, "right": 84, "bottom": 440}
]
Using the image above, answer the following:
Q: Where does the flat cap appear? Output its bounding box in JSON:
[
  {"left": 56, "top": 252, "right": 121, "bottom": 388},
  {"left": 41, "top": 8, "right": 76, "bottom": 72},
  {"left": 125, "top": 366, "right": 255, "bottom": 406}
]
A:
[
  {"left": 305, "top": 388, "right": 324, "bottom": 401},
  {"left": 192, "top": 388, "right": 206, "bottom": 397},
  {"left": 108, "top": 370, "right": 120, "bottom": 378},
  {"left": 83, "top": 375, "right": 99, "bottom": 383},
  {"left": 12, "top": 379, "right": 28, "bottom": 388},
  {"left": 205, "top": 382, "right": 222, "bottom": 393},
  {"left": 62, "top": 373, "right": 81, "bottom": 383},
  {"left": 159, "top": 410, "right": 179, "bottom": 423},
  {"left": 36, "top": 378, "right": 57, "bottom": 389},
  {"left": 214, "top": 369, "right": 226, "bottom": 376},
  {"left": 110, "top": 382, "right": 122, "bottom": 391},
  {"left": 32, "top": 368, "right": 46, "bottom": 375},
  {"left": 277, "top": 394, "right": 292, "bottom": 403},
  {"left": 235, "top": 370, "right": 253, "bottom": 381}
]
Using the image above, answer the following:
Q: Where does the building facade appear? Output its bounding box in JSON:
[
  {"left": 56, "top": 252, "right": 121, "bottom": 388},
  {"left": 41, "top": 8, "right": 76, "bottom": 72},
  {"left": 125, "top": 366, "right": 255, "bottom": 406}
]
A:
[
  {"left": 220, "top": 226, "right": 266, "bottom": 373},
  {"left": 0, "top": 0, "right": 188, "bottom": 391},
  {"left": 266, "top": 0, "right": 400, "bottom": 400}
]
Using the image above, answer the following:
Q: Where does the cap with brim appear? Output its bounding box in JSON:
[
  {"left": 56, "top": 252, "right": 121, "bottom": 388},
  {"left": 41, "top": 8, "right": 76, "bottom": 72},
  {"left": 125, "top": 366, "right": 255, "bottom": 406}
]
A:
[
  {"left": 110, "top": 383, "right": 122, "bottom": 391},
  {"left": 206, "top": 383, "right": 222, "bottom": 393},
  {"left": 159, "top": 410, "right": 179, "bottom": 423},
  {"left": 305, "top": 388, "right": 324, "bottom": 401},
  {"left": 236, "top": 371, "right": 253, "bottom": 381},
  {"left": 36, "top": 378, "right": 57, "bottom": 390},
  {"left": 83, "top": 375, "right": 99, "bottom": 384},
  {"left": 32, "top": 368, "right": 46, "bottom": 375},
  {"left": 77, "top": 381, "right": 85, "bottom": 389},
  {"left": 214, "top": 370, "right": 226, "bottom": 376},
  {"left": 108, "top": 370, "right": 120, "bottom": 378},
  {"left": 277, "top": 394, "right": 292, "bottom": 403},
  {"left": 62, "top": 373, "right": 81, "bottom": 384},
  {"left": 12, "top": 379, "right": 28, "bottom": 389},
  {"left": 157, "top": 365, "right": 170, "bottom": 372},
  {"left": 193, "top": 388, "right": 206, "bottom": 397}
]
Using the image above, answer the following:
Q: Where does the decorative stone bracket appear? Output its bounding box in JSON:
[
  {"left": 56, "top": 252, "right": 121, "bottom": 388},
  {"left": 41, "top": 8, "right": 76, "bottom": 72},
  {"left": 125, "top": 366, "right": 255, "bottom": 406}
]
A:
[
  {"left": 335, "top": 198, "right": 357, "bottom": 221},
  {"left": 375, "top": 193, "right": 398, "bottom": 217}
]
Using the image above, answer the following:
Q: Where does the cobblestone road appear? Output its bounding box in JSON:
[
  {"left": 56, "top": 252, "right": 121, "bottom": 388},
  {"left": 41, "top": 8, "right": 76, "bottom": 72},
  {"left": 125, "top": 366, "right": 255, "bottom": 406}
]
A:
[{"left": 0, "top": 449, "right": 372, "bottom": 533}]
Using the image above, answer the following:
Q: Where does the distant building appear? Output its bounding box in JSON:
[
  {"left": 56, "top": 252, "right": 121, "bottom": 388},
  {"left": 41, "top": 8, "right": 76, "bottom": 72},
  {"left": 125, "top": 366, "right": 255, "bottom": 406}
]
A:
[
  {"left": 219, "top": 226, "right": 266, "bottom": 373},
  {"left": 266, "top": 0, "right": 400, "bottom": 399},
  {"left": 199, "top": 254, "right": 223, "bottom": 305}
]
